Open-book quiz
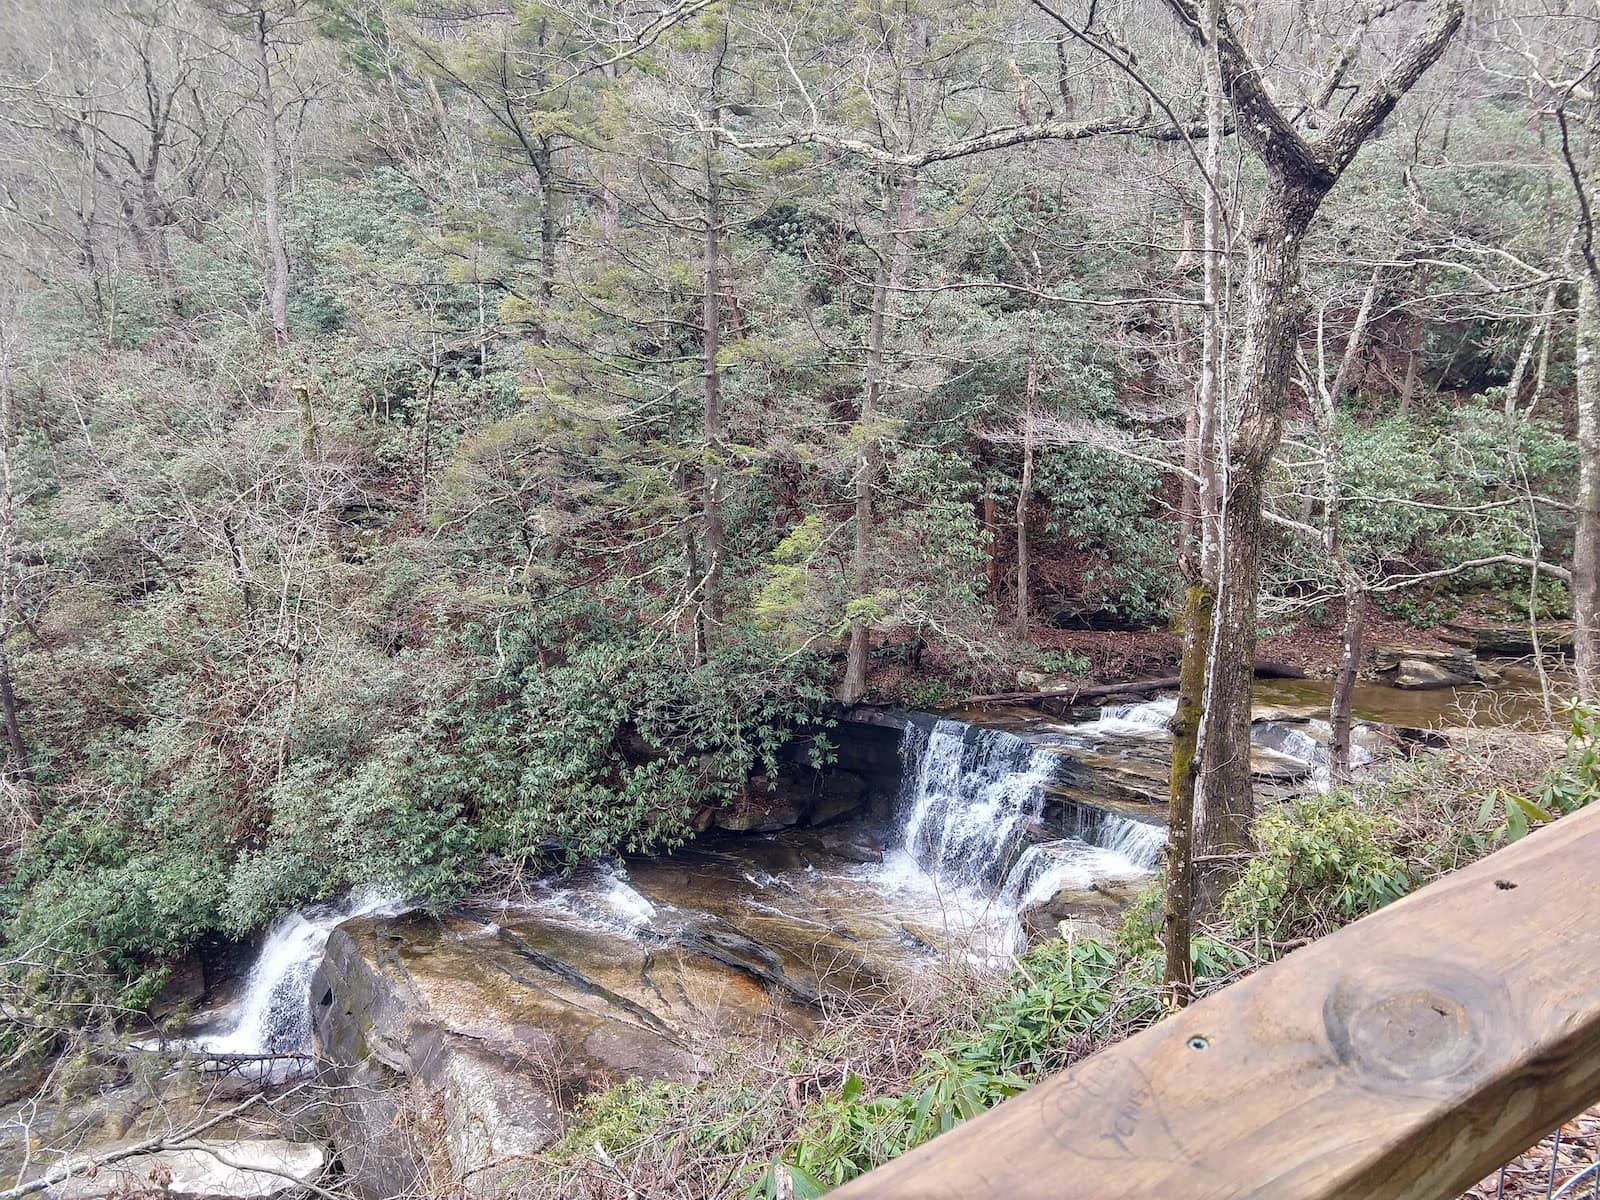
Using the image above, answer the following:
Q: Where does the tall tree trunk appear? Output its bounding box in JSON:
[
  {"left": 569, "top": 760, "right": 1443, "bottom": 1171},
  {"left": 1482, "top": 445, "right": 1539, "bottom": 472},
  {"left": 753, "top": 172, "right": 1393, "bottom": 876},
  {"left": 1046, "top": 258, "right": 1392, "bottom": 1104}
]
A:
[
  {"left": 1193, "top": 188, "right": 1317, "bottom": 893},
  {"left": 252, "top": 5, "right": 290, "bottom": 394},
  {"left": 1015, "top": 346, "right": 1037, "bottom": 629},
  {"left": 1165, "top": 0, "right": 1225, "bottom": 994},
  {"left": 698, "top": 75, "right": 726, "bottom": 656},
  {"left": 534, "top": 158, "right": 557, "bottom": 349},
  {"left": 1165, "top": 0, "right": 1460, "bottom": 900},
  {"left": 1575, "top": 267, "right": 1600, "bottom": 699},
  {"left": 0, "top": 320, "right": 28, "bottom": 792},
  {"left": 840, "top": 171, "right": 917, "bottom": 705}
]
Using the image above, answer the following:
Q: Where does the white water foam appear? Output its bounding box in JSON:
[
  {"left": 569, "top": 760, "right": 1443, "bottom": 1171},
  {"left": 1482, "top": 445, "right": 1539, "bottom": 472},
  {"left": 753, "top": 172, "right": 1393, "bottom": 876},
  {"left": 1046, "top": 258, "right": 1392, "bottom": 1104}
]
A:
[
  {"left": 1068, "top": 697, "right": 1178, "bottom": 739},
  {"left": 192, "top": 890, "right": 406, "bottom": 1056},
  {"left": 886, "top": 718, "right": 1166, "bottom": 959}
]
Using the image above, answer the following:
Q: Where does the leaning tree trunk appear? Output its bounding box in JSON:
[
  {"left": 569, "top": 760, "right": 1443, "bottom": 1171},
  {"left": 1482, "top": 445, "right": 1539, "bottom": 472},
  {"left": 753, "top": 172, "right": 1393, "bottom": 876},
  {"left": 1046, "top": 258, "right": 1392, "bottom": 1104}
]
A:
[{"left": 1575, "top": 267, "right": 1600, "bottom": 700}]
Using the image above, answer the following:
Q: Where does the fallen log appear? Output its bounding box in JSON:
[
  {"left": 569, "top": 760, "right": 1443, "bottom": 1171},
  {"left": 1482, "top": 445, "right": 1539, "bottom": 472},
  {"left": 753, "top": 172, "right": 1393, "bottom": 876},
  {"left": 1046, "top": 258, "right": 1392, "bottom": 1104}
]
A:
[
  {"left": 965, "top": 676, "right": 1183, "bottom": 706},
  {"left": 965, "top": 661, "right": 1309, "bottom": 707}
]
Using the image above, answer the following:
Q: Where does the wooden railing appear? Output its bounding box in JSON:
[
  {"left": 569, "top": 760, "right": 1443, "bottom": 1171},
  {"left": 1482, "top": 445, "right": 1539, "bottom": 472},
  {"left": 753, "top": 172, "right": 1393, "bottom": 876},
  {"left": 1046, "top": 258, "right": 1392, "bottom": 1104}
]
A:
[{"left": 831, "top": 801, "right": 1600, "bottom": 1200}]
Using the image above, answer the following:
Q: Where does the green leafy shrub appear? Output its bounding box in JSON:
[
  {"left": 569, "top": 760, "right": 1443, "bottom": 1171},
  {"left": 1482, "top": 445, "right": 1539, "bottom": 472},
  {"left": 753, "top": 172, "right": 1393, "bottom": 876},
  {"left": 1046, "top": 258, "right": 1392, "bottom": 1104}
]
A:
[
  {"left": 765, "top": 938, "right": 1153, "bottom": 1195},
  {"left": 1222, "top": 792, "right": 1412, "bottom": 943}
]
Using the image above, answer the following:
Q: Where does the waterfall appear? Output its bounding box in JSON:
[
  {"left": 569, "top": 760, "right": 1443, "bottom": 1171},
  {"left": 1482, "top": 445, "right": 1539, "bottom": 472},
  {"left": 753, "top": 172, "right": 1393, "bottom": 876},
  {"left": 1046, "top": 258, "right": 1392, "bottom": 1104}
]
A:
[
  {"left": 898, "top": 719, "right": 1059, "bottom": 891},
  {"left": 1057, "top": 805, "right": 1166, "bottom": 872},
  {"left": 194, "top": 891, "right": 405, "bottom": 1056},
  {"left": 891, "top": 719, "right": 1165, "bottom": 950},
  {"left": 1067, "top": 697, "right": 1178, "bottom": 739}
]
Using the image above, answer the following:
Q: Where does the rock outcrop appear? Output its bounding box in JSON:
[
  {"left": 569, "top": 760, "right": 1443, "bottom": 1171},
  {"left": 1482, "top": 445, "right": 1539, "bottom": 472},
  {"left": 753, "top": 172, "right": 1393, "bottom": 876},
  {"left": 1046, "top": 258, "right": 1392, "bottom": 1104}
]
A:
[
  {"left": 310, "top": 834, "right": 930, "bottom": 1198},
  {"left": 1373, "top": 645, "right": 1478, "bottom": 690}
]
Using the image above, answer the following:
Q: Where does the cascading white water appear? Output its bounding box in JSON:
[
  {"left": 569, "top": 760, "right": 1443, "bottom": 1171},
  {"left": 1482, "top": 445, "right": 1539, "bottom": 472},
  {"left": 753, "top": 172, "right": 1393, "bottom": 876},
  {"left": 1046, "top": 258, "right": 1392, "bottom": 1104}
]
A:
[
  {"left": 898, "top": 719, "right": 1061, "bottom": 890},
  {"left": 1067, "top": 697, "right": 1178, "bottom": 739},
  {"left": 194, "top": 891, "right": 404, "bottom": 1056},
  {"left": 1251, "top": 718, "right": 1377, "bottom": 791},
  {"left": 1001, "top": 840, "right": 1148, "bottom": 912},
  {"left": 890, "top": 718, "right": 1165, "bottom": 953}
]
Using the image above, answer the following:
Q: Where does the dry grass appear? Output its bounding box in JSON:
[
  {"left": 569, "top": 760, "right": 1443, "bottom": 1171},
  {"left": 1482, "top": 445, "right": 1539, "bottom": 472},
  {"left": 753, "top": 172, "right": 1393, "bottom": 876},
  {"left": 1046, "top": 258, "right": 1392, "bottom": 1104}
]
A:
[{"left": 520, "top": 960, "right": 996, "bottom": 1200}]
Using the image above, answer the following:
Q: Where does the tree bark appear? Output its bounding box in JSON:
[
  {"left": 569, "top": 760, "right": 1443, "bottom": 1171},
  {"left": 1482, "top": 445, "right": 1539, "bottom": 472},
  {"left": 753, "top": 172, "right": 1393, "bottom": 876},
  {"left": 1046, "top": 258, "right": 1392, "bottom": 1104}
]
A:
[
  {"left": 1164, "top": 581, "right": 1212, "bottom": 1002},
  {"left": 1575, "top": 267, "right": 1600, "bottom": 699},
  {"left": 1328, "top": 579, "right": 1365, "bottom": 784},
  {"left": 1162, "top": 0, "right": 1462, "bottom": 900},
  {"left": 1016, "top": 347, "right": 1037, "bottom": 629},
  {"left": 1166, "top": 0, "right": 1226, "bottom": 993},
  {"left": 1194, "top": 188, "right": 1317, "bottom": 887},
  {"left": 840, "top": 171, "right": 918, "bottom": 705},
  {"left": 252, "top": 4, "right": 291, "bottom": 394},
  {"left": 698, "top": 67, "right": 727, "bottom": 654},
  {"left": 0, "top": 326, "right": 27, "bottom": 787}
]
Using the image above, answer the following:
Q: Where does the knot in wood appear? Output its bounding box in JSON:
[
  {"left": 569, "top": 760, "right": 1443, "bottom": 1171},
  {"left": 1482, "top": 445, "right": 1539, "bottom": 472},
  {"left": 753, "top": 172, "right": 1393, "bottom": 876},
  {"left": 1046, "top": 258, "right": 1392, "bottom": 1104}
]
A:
[{"left": 1323, "top": 961, "right": 1491, "bottom": 1090}]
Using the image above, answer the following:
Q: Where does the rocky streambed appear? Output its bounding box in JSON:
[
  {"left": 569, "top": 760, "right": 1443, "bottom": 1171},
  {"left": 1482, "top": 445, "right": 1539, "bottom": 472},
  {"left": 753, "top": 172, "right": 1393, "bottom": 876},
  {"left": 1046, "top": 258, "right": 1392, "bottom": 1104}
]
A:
[{"left": 3, "top": 679, "right": 1536, "bottom": 1198}]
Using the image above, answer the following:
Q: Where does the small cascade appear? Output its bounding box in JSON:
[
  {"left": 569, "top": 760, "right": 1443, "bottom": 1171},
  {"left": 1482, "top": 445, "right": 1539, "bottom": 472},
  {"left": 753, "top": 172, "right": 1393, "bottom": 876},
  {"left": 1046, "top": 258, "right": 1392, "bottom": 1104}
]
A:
[
  {"left": 891, "top": 718, "right": 1166, "bottom": 954},
  {"left": 1058, "top": 806, "right": 1166, "bottom": 872},
  {"left": 194, "top": 891, "right": 404, "bottom": 1056},
  {"left": 1068, "top": 697, "right": 1178, "bottom": 739},
  {"left": 1251, "top": 719, "right": 1377, "bottom": 790},
  {"left": 1000, "top": 840, "right": 1151, "bottom": 913},
  {"left": 898, "top": 719, "right": 1059, "bottom": 891}
]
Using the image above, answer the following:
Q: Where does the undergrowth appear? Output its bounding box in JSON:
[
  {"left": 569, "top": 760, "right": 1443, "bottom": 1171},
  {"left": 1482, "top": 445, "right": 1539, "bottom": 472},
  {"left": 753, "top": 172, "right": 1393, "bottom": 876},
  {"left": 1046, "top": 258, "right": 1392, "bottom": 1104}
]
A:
[{"left": 531, "top": 712, "right": 1596, "bottom": 1199}]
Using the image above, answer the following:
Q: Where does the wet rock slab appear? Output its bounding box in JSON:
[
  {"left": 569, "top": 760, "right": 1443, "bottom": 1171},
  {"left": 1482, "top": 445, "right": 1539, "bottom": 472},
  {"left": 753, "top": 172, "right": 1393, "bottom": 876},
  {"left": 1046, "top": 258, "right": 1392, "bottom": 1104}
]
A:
[{"left": 311, "top": 826, "right": 933, "bottom": 1198}]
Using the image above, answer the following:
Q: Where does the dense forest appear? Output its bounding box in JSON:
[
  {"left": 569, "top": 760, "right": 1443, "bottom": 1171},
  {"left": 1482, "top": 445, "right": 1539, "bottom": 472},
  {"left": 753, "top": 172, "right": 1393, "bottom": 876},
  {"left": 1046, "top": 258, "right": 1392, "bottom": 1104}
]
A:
[{"left": 3, "top": 0, "right": 1600, "bottom": 1195}]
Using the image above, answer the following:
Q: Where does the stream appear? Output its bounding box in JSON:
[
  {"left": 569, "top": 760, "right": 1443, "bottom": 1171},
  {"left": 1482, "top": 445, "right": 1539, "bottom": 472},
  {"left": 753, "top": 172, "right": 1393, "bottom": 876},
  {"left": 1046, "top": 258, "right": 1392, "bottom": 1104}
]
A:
[
  {"left": 164, "top": 694, "right": 1366, "bottom": 1063},
  {"left": 5, "top": 687, "right": 1450, "bottom": 1197}
]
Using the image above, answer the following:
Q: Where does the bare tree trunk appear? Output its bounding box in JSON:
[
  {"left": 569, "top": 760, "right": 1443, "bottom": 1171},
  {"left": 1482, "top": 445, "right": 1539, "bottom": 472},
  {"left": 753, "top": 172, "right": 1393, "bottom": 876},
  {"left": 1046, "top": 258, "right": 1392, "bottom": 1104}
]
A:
[
  {"left": 1015, "top": 346, "right": 1037, "bottom": 629},
  {"left": 535, "top": 160, "right": 557, "bottom": 348},
  {"left": 1165, "top": 0, "right": 1225, "bottom": 996},
  {"left": 0, "top": 324, "right": 27, "bottom": 787},
  {"left": 1194, "top": 189, "right": 1317, "bottom": 887},
  {"left": 1314, "top": 274, "right": 1379, "bottom": 784},
  {"left": 1328, "top": 577, "right": 1365, "bottom": 783},
  {"left": 1175, "top": 0, "right": 1461, "bottom": 899},
  {"left": 252, "top": 4, "right": 290, "bottom": 396},
  {"left": 1575, "top": 268, "right": 1600, "bottom": 699},
  {"left": 840, "top": 171, "right": 917, "bottom": 705},
  {"left": 698, "top": 69, "right": 726, "bottom": 656}
]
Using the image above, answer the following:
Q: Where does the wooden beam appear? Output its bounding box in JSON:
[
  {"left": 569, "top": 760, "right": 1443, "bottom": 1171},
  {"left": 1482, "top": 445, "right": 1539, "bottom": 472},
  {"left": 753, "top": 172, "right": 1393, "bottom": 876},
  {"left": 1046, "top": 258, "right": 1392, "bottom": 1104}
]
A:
[{"left": 830, "top": 802, "right": 1600, "bottom": 1200}]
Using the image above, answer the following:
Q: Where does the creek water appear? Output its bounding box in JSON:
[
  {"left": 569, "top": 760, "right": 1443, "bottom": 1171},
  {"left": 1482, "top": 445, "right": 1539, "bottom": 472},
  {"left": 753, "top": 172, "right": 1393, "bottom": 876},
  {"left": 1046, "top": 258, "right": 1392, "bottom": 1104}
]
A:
[{"left": 172, "top": 695, "right": 1388, "bottom": 1059}]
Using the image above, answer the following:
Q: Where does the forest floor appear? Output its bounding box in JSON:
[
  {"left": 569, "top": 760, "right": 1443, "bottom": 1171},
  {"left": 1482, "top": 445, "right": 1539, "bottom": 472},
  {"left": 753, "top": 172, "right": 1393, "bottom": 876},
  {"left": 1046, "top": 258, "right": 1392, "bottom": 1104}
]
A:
[
  {"left": 1461, "top": 1107, "right": 1600, "bottom": 1199},
  {"left": 1029, "top": 607, "right": 1485, "bottom": 683}
]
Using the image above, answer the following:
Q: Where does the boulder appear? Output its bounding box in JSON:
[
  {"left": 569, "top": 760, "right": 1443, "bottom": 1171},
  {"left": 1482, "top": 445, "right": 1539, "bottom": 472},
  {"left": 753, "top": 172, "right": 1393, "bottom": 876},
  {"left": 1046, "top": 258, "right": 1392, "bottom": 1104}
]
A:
[
  {"left": 712, "top": 789, "right": 806, "bottom": 832},
  {"left": 311, "top": 918, "right": 569, "bottom": 1199},
  {"left": 1372, "top": 644, "right": 1476, "bottom": 675},
  {"left": 805, "top": 770, "right": 868, "bottom": 827},
  {"left": 1371, "top": 643, "right": 1478, "bottom": 689},
  {"left": 49, "top": 1139, "right": 325, "bottom": 1200},
  {"left": 1018, "top": 878, "right": 1144, "bottom": 944},
  {"left": 1393, "top": 658, "right": 1476, "bottom": 689}
]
